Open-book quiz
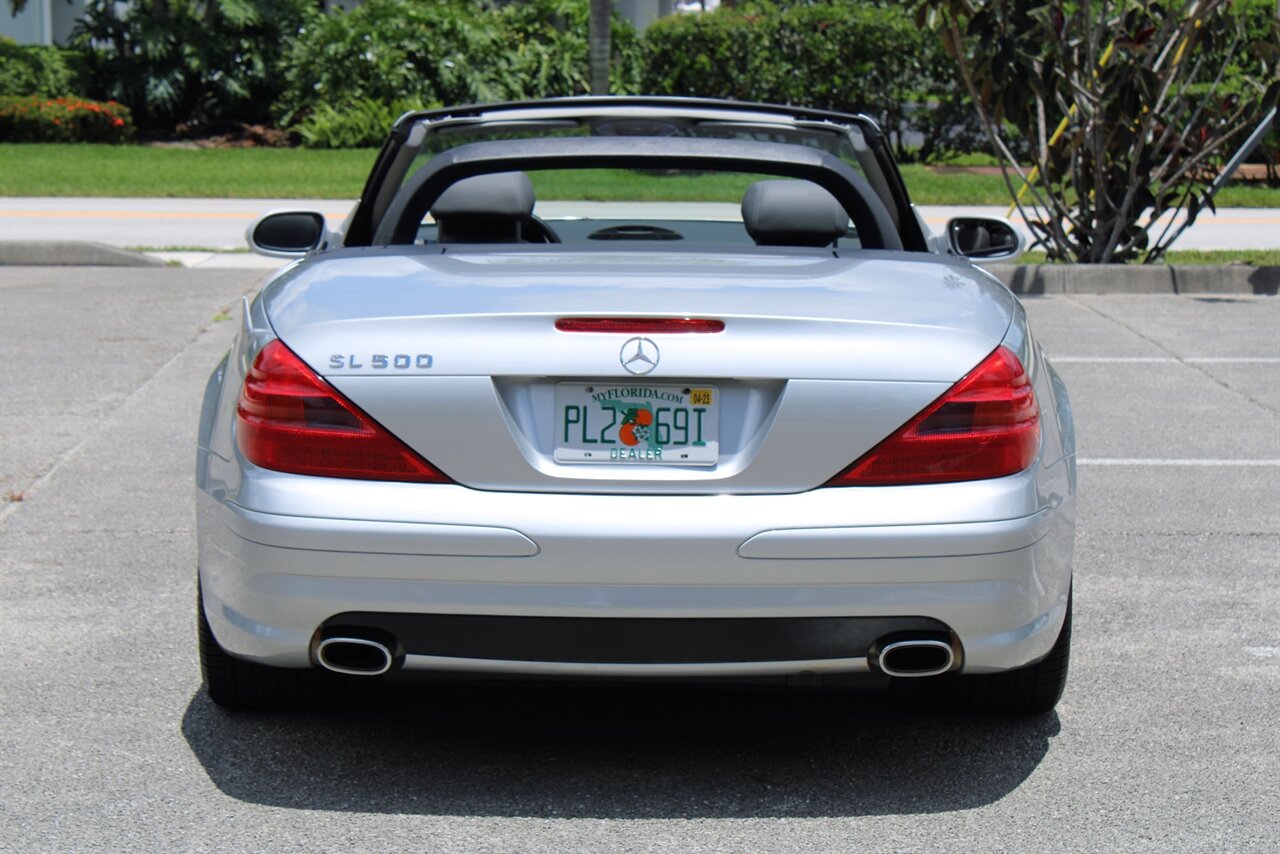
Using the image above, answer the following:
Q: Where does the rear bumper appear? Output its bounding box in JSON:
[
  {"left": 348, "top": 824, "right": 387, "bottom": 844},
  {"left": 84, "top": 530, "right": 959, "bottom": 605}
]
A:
[{"left": 197, "top": 461, "right": 1074, "bottom": 676}]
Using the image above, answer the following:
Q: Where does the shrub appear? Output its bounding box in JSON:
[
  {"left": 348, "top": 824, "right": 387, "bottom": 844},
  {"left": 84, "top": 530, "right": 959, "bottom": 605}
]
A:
[
  {"left": 276, "top": 0, "right": 643, "bottom": 131},
  {"left": 0, "top": 96, "right": 134, "bottom": 143},
  {"left": 296, "top": 99, "right": 435, "bottom": 149},
  {"left": 641, "top": 8, "right": 784, "bottom": 103},
  {"left": 916, "top": 0, "right": 1279, "bottom": 262},
  {"left": 641, "top": 2, "right": 982, "bottom": 163},
  {"left": 1206, "top": 0, "right": 1280, "bottom": 177},
  {"left": 0, "top": 39, "right": 88, "bottom": 98},
  {"left": 71, "top": 0, "right": 312, "bottom": 132}
]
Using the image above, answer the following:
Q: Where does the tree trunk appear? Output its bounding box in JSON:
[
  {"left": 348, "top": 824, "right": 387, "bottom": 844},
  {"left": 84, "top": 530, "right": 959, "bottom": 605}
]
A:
[{"left": 589, "top": 0, "right": 611, "bottom": 95}]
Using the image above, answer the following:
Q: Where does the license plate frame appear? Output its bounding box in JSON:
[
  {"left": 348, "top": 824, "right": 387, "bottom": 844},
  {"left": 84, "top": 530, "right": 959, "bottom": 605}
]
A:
[{"left": 553, "top": 382, "right": 720, "bottom": 466}]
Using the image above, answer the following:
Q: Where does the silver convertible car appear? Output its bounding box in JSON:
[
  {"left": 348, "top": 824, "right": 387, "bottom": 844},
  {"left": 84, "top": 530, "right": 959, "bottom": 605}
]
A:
[{"left": 197, "top": 97, "right": 1075, "bottom": 714}]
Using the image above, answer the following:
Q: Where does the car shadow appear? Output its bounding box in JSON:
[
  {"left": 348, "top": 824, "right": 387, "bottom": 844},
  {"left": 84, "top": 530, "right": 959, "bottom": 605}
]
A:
[{"left": 181, "top": 680, "right": 1059, "bottom": 818}]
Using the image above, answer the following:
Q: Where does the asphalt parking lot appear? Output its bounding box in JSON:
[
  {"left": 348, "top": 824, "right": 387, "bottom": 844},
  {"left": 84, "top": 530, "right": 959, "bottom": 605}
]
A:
[{"left": 1, "top": 266, "right": 1277, "bottom": 852}]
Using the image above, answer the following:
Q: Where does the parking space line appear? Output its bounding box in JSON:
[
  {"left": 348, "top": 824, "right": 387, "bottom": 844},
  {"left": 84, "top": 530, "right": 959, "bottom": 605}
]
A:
[
  {"left": 1053, "top": 357, "right": 1280, "bottom": 363},
  {"left": 1078, "top": 458, "right": 1280, "bottom": 466}
]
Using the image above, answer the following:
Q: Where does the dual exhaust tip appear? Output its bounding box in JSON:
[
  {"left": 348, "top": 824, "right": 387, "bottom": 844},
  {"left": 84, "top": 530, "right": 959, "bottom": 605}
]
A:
[
  {"left": 316, "top": 636, "right": 395, "bottom": 676},
  {"left": 316, "top": 632, "right": 958, "bottom": 679},
  {"left": 875, "top": 638, "right": 956, "bottom": 678}
]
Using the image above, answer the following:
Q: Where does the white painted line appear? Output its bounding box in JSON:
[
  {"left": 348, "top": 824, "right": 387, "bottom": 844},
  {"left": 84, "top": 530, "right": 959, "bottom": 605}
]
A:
[
  {"left": 1053, "top": 356, "right": 1280, "bottom": 364},
  {"left": 1243, "top": 646, "right": 1280, "bottom": 659},
  {"left": 1078, "top": 458, "right": 1280, "bottom": 466},
  {"left": 1054, "top": 357, "right": 1177, "bottom": 363}
]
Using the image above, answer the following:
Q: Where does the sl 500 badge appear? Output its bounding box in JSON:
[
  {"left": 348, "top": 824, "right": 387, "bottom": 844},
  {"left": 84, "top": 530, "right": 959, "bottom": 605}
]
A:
[{"left": 328, "top": 353, "right": 433, "bottom": 370}]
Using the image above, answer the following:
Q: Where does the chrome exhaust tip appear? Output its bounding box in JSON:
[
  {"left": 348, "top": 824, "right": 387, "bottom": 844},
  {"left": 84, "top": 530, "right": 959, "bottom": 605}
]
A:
[
  {"left": 316, "top": 637, "right": 394, "bottom": 676},
  {"left": 877, "top": 639, "right": 955, "bottom": 678}
]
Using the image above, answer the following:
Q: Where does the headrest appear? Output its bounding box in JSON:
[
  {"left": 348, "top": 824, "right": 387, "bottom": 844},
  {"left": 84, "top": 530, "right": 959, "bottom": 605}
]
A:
[
  {"left": 741, "top": 180, "right": 848, "bottom": 247},
  {"left": 431, "top": 171, "right": 535, "bottom": 219}
]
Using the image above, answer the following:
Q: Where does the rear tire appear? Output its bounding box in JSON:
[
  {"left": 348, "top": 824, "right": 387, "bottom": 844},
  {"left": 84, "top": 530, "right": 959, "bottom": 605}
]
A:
[
  {"left": 925, "top": 591, "right": 1072, "bottom": 715},
  {"left": 198, "top": 584, "right": 319, "bottom": 711}
]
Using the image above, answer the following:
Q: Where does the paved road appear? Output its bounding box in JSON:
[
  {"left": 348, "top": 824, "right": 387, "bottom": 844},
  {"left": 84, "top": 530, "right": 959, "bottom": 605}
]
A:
[
  {"left": 1, "top": 268, "right": 1277, "bottom": 851},
  {"left": 2, "top": 197, "right": 1278, "bottom": 252}
]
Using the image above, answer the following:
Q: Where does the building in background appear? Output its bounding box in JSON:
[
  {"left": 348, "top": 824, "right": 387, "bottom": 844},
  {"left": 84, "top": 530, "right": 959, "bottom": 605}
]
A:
[{"left": 2, "top": 0, "right": 82, "bottom": 45}]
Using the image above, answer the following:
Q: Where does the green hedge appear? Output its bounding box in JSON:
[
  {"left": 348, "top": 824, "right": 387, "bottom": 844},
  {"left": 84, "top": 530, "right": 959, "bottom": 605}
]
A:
[
  {"left": 0, "top": 96, "right": 134, "bottom": 142},
  {"left": 4, "top": 0, "right": 1271, "bottom": 168},
  {"left": 641, "top": 2, "right": 982, "bottom": 163},
  {"left": 295, "top": 99, "right": 433, "bottom": 149},
  {"left": 0, "top": 39, "right": 87, "bottom": 98},
  {"left": 71, "top": 0, "right": 312, "bottom": 131},
  {"left": 276, "top": 0, "right": 643, "bottom": 138}
]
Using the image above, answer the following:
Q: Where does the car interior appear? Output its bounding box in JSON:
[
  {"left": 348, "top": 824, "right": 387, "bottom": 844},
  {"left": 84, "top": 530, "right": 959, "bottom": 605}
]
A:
[{"left": 417, "top": 170, "right": 861, "bottom": 249}]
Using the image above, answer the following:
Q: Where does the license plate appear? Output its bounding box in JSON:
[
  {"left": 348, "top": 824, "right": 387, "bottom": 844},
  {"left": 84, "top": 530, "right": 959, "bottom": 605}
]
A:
[{"left": 554, "top": 383, "right": 719, "bottom": 465}]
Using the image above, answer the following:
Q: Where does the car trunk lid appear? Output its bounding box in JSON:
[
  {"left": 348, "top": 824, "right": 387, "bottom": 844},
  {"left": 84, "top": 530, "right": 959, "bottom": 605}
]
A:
[{"left": 263, "top": 248, "right": 1017, "bottom": 493}]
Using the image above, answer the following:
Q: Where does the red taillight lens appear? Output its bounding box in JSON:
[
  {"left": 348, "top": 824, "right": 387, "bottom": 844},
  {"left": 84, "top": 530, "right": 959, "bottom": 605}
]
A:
[
  {"left": 826, "top": 346, "right": 1040, "bottom": 486},
  {"left": 236, "top": 340, "right": 449, "bottom": 483},
  {"left": 555, "top": 318, "right": 725, "bottom": 334}
]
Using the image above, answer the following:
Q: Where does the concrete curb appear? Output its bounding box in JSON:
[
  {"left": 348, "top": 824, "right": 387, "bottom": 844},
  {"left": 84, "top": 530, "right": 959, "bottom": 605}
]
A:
[
  {"left": 0, "top": 241, "right": 165, "bottom": 267},
  {"left": 990, "top": 264, "right": 1279, "bottom": 296}
]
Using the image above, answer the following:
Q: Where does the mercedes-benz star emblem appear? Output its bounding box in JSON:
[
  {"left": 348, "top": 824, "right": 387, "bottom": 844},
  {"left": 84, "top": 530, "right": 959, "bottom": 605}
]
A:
[{"left": 620, "top": 337, "right": 659, "bottom": 375}]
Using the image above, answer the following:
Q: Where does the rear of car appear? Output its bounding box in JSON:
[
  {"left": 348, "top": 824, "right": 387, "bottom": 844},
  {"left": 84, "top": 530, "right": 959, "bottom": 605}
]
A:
[{"left": 197, "top": 99, "right": 1075, "bottom": 714}]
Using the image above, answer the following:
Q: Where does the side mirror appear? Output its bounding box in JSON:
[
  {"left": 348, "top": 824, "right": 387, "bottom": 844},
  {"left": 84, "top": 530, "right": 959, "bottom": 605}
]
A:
[
  {"left": 946, "top": 217, "right": 1024, "bottom": 263},
  {"left": 247, "top": 211, "right": 327, "bottom": 258}
]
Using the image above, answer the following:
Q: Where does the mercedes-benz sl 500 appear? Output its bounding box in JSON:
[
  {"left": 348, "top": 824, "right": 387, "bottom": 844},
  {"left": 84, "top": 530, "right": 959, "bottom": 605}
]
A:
[{"left": 196, "top": 98, "right": 1075, "bottom": 714}]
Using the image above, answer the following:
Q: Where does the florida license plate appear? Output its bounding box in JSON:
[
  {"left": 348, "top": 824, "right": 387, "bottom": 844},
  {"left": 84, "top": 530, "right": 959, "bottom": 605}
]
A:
[{"left": 554, "top": 383, "right": 719, "bottom": 465}]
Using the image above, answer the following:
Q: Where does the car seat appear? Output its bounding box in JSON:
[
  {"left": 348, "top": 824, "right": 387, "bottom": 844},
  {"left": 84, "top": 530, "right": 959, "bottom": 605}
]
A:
[
  {"left": 430, "top": 172, "right": 537, "bottom": 244},
  {"left": 741, "top": 180, "right": 848, "bottom": 247}
]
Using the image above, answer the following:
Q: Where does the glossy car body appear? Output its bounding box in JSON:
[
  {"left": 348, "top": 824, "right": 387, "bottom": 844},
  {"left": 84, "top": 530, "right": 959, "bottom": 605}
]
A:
[{"left": 196, "top": 98, "right": 1075, "bottom": 713}]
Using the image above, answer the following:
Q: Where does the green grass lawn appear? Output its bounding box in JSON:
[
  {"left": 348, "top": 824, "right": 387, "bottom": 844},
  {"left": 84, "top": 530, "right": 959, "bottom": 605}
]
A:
[
  {"left": 1019, "top": 248, "right": 1280, "bottom": 265},
  {"left": 2, "top": 144, "right": 1276, "bottom": 208},
  {"left": 0, "top": 144, "right": 377, "bottom": 198},
  {"left": 898, "top": 165, "right": 1279, "bottom": 207}
]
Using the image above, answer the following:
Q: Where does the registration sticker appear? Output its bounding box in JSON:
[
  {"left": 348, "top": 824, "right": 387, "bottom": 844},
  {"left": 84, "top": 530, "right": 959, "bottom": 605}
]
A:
[{"left": 554, "top": 383, "right": 720, "bottom": 466}]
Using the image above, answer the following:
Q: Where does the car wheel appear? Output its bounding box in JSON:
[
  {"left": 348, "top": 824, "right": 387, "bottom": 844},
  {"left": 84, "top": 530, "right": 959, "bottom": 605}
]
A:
[
  {"left": 198, "top": 583, "right": 319, "bottom": 711},
  {"left": 925, "top": 590, "right": 1072, "bottom": 716}
]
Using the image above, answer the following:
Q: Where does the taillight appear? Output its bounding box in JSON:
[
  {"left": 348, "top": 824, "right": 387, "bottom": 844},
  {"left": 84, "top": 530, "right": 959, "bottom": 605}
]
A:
[
  {"left": 236, "top": 340, "right": 450, "bottom": 482},
  {"left": 826, "top": 346, "right": 1039, "bottom": 486}
]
